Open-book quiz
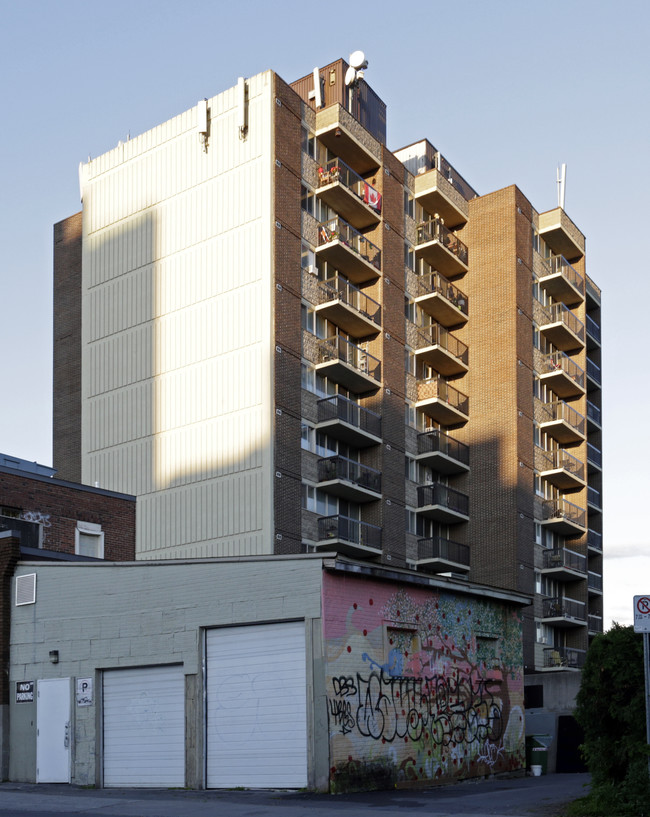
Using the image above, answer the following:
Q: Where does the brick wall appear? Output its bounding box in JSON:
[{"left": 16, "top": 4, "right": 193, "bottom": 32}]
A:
[
  {"left": 0, "top": 468, "right": 135, "bottom": 560},
  {"left": 53, "top": 212, "right": 83, "bottom": 483}
]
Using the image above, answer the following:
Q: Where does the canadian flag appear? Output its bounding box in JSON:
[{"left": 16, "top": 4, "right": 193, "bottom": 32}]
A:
[{"left": 363, "top": 183, "right": 382, "bottom": 213}]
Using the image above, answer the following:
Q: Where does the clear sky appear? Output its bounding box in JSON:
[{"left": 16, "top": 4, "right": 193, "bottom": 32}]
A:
[{"left": 1, "top": 0, "right": 647, "bottom": 627}]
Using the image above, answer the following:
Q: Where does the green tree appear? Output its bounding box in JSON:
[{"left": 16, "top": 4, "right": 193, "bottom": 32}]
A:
[{"left": 571, "top": 624, "right": 650, "bottom": 816}]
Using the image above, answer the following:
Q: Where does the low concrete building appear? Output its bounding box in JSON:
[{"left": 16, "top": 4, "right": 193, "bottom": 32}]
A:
[{"left": 10, "top": 554, "right": 529, "bottom": 791}]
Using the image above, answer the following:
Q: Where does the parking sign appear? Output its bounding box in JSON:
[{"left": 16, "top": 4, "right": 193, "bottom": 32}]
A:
[{"left": 634, "top": 596, "right": 650, "bottom": 633}]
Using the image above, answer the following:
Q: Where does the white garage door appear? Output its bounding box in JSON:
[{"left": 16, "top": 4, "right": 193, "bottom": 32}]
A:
[
  {"left": 103, "top": 665, "right": 185, "bottom": 787},
  {"left": 206, "top": 621, "right": 307, "bottom": 788}
]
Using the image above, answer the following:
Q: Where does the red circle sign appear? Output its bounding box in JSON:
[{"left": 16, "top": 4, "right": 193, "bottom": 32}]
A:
[{"left": 636, "top": 597, "right": 650, "bottom": 615}]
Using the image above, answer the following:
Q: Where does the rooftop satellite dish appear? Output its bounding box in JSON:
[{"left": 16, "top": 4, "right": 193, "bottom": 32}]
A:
[
  {"left": 344, "top": 66, "right": 357, "bottom": 87},
  {"left": 349, "top": 50, "right": 368, "bottom": 70}
]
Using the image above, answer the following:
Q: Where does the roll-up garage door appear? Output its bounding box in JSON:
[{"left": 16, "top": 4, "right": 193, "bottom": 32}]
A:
[
  {"left": 206, "top": 621, "right": 307, "bottom": 788},
  {"left": 103, "top": 665, "right": 185, "bottom": 787}
]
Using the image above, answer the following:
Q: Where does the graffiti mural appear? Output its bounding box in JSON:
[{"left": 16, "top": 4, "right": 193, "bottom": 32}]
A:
[{"left": 322, "top": 575, "right": 525, "bottom": 790}]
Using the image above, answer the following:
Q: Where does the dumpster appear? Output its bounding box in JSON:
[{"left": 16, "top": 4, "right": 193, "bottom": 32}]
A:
[{"left": 526, "top": 734, "right": 551, "bottom": 774}]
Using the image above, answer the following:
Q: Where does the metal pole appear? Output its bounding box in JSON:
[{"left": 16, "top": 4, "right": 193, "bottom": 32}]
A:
[{"left": 645, "top": 633, "right": 650, "bottom": 779}]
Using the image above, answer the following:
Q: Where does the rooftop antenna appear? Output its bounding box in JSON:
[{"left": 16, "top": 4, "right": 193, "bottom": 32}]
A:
[
  {"left": 345, "top": 50, "right": 368, "bottom": 113},
  {"left": 556, "top": 163, "right": 567, "bottom": 210},
  {"left": 308, "top": 67, "right": 322, "bottom": 109}
]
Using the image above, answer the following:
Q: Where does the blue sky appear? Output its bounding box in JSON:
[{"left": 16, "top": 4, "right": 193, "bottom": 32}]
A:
[{"left": 1, "top": 0, "right": 648, "bottom": 626}]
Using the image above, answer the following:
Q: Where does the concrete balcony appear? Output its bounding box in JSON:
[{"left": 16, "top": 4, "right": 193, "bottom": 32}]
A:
[
  {"left": 316, "top": 515, "right": 382, "bottom": 558},
  {"left": 536, "top": 447, "right": 586, "bottom": 492},
  {"left": 540, "top": 498, "right": 587, "bottom": 535},
  {"left": 586, "top": 399, "right": 601, "bottom": 431},
  {"left": 315, "top": 105, "right": 381, "bottom": 175},
  {"left": 541, "top": 596, "right": 587, "bottom": 628},
  {"left": 315, "top": 217, "right": 381, "bottom": 285},
  {"left": 310, "top": 274, "right": 380, "bottom": 338},
  {"left": 408, "top": 321, "right": 468, "bottom": 376},
  {"left": 538, "top": 208, "right": 585, "bottom": 263},
  {"left": 538, "top": 400, "right": 586, "bottom": 444},
  {"left": 586, "top": 358, "right": 602, "bottom": 390},
  {"left": 416, "top": 483, "right": 469, "bottom": 523},
  {"left": 587, "top": 443, "right": 602, "bottom": 473},
  {"left": 543, "top": 646, "right": 586, "bottom": 669},
  {"left": 588, "top": 614, "right": 603, "bottom": 635},
  {"left": 313, "top": 335, "right": 380, "bottom": 393},
  {"left": 415, "top": 219, "right": 468, "bottom": 279},
  {"left": 316, "top": 158, "right": 381, "bottom": 230},
  {"left": 407, "top": 536, "right": 470, "bottom": 575},
  {"left": 537, "top": 301, "right": 585, "bottom": 352},
  {"left": 415, "top": 376, "right": 469, "bottom": 427},
  {"left": 588, "top": 571, "right": 603, "bottom": 595},
  {"left": 537, "top": 253, "right": 585, "bottom": 306},
  {"left": 416, "top": 430, "right": 469, "bottom": 474},
  {"left": 587, "top": 486, "right": 602, "bottom": 513},
  {"left": 541, "top": 547, "right": 586, "bottom": 581},
  {"left": 317, "top": 456, "right": 381, "bottom": 502},
  {"left": 413, "top": 166, "right": 469, "bottom": 228},
  {"left": 316, "top": 395, "right": 381, "bottom": 448},
  {"left": 586, "top": 314, "right": 601, "bottom": 350},
  {"left": 409, "top": 270, "right": 468, "bottom": 327},
  {"left": 538, "top": 351, "right": 585, "bottom": 399},
  {"left": 587, "top": 529, "right": 602, "bottom": 553}
]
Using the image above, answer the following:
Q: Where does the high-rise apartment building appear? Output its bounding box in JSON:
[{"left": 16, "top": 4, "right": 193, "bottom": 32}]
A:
[{"left": 53, "top": 57, "right": 602, "bottom": 693}]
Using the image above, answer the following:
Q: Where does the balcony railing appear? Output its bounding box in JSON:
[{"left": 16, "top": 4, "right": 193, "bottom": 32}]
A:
[
  {"left": 417, "top": 483, "right": 469, "bottom": 518},
  {"left": 416, "top": 219, "right": 468, "bottom": 267},
  {"left": 316, "top": 274, "right": 381, "bottom": 326},
  {"left": 539, "top": 400, "right": 586, "bottom": 440},
  {"left": 543, "top": 547, "right": 586, "bottom": 573},
  {"left": 317, "top": 515, "right": 382, "bottom": 550},
  {"left": 315, "top": 335, "right": 380, "bottom": 383},
  {"left": 543, "top": 646, "right": 586, "bottom": 668},
  {"left": 416, "top": 536, "right": 470, "bottom": 569},
  {"left": 316, "top": 158, "right": 381, "bottom": 230},
  {"left": 409, "top": 271, "right": 468, "bottom": 317},
  {"left": 588, "top": 571, "right": 603, "bottom": 593},
  {"left": 537, "top": 252, "right": 585, "bottom": 304},
  {"left": 587, "top": 358, "right": 602, "bottom": 386},
  {"left": 537, "top": 447, "right": 585, "bottom": 483},
  {"left": 408, "top": 322, "right": 469, "bottom": 375},
  {"left": 540, "top": 351, "right": 585, "bottom": 393},
  {"left": 417, "top": 430, "right": 470, "bottom": 467},
  {"left": 318, "top": 159, "right": 380, "bottom": 209},
  {"left": 588, "top": 486, "right": 602, "bottom": 510},
  {"left": 541, "top": 497, "right": 586, "bottom": 530},
  {"left": 537, "top": 301, "right": 585, "bottom": 348},
  {"left": 588, "top": 614, "right": 603, "bottom": 634},
  {"left": 317, "top": 216, "right": 381, "bottom": 270},
  {"left": 317, "top": 395, "right": 381, "bottom": 440},
  {"left": 587, "top": 443, "right": 602, "bottom": 469},
  {"left": 318, "top": 455, "right": 381, "bottom": 494},
  {"left": 542, "top": 596, "right": 587, "bottom": 622},
  {"left": 587, "top": 529, "right": 602, "bottom": 552},
  {"left": 585, "top": 314, "right": 601, "bottom": 345},
  {"left": 586, "top": 399, "right": 601, "bottom": 427},
  {"left": 416, "top": 376, "right": 469, "bottom": 419}
]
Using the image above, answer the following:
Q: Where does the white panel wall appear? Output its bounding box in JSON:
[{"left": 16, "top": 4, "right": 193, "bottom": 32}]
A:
[{"left": 80, "top": 71, "right": 276, "bottom": 558}]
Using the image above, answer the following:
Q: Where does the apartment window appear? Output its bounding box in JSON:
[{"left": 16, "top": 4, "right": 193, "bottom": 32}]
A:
[
  {"left": 536, "top": 622, "right": 553, "bottom": 645},
  {"left": 301, "top": 303, "right": 315, "bottom": 334},
  {"left": 301, "top": 423, "right": 315, "bottom": 452},
  {"left": 404, "top": 244, "right": 415, "bottom": 271},
  {"left": 301, "top": 484, "right": 338, "bottom": 516},
  {"left": 535, "top": 570, "right": 542, "bottom": 594},
  {"left": 534, "top": 475, "right": 544, "bottom": 497},
  {"left": 405, "top": 508, "right": 418, "bottom": 535},
  {"left": 76, "top": 522, "right": 104, "bottom": 558},
  {"left": 301, "top": 184, "right": 314, "bottom": 216},
  {"left": 404, "top": 191, "right": 415, "bottom": 219},
  {"left": 301, "top": 242, "right": 316, "bottom": 272},
  {"left": 301, "top": 127, "right": 316, "bottom": 159},
  {"left": 534, "top": 522, "right": 542, "bottom": 545},
  {"left": 405, "top": 456, "right": 418, "bottom": 482}
]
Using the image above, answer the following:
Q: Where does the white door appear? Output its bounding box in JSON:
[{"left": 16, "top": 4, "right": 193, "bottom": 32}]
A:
[
  {"left": 103, "top": 666, "right": 185, "bottom": 787},
  {"left": 36, "top": 678, "right": 71, "bottom": 783},
  {"left": 206, "top": 621, "right": 307, "bottom": 788}
]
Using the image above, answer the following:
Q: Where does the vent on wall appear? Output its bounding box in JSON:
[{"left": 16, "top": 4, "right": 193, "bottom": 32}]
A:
[{"left": 15, "top": 573, "right": 36, "bottom": 606}]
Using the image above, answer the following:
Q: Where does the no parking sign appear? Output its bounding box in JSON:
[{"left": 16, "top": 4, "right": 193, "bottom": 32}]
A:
[{"left": 634, "top": 596, "right": 650, "bottom": 633}]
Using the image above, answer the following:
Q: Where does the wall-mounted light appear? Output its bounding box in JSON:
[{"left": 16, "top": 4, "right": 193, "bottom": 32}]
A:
[{"left": 49, "top": 650, "right": 59, "bottom": 664}]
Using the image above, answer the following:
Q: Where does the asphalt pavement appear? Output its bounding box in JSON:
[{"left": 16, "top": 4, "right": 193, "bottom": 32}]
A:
[{"left": 0, "top": 773, "right": 590, "bottom": 817}]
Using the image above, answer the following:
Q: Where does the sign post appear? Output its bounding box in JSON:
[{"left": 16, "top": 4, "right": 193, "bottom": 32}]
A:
[{"left": 633, "top": 596, "right": 650, "bottom": 778}]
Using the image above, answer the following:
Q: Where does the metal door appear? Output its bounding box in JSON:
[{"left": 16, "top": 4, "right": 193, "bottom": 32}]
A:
[{"left": 36, "top": 678, "right": 71, "bottom": 783}]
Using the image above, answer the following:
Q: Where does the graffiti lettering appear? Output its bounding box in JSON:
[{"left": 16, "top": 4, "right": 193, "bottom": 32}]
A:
[
  {"left": 332, "top": 676, "right": 357, "bottom": 697},
  {"left": 19, "top": 510, "right": 51, "bottom": 527},
  {"left": 476, "top": 740, "right": 505, "bottom": 767},
  {"left": 328, "top": 698, "right": 356, "bottom": 735}
]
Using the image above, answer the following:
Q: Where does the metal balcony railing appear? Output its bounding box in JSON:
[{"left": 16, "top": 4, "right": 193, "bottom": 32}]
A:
[
  {"left": 317, "top": 515, "right": 381, "bottom": 549},
  {"left": 542, "top": 498, "right": 586, "bottom": 528},
  {"left": 539, "top": 301, "right": 585, "bottom": 342},
  {"left": 588, "top": 571, "right": 603, "bottom": 592},
  {"left": 416, "top": 219, "right": 468, "bottom": 266},
  {"left": 587, "top": 529, "right": 602, "bottom": 551},
  {"left": 585, "top": 314, "right": 601, "bottom": 344},
  {"left": 317, "top": 395, "right": 381, "bottom": 439},
  {"left": 543, "top": 548, "right": 586, "bottom": 573},
  {"left": 588, "top": 486, "right": 602, "bottom": 509},
  {"left": 317, "top": 217, "right": 381, "bottom": 270},
  {"left": 542, "top": 351, "right": 585, "bottom": 389},
  {"left": 417, "top": 429, "right": 470, "bottom": 466},
  {"left": 317, "top": 275, "right": 381, "bottom": 325},
  {"left": 416, "top": 376, "right": 469, "bottom": 415},
  {"left": 542, "top": 401, "right": 586, "bottom": 436},
  {"left": 586, "top": 399, "right": 601, "bottom": 426},
  {"left": 588, "top": 614, "right": 603, "bottom": 634},
  {"left": 318, "top": 158, "right": 381, "bottom": 213},
  {"left": 408, "top": 321, "right": 469, "bottom": 364},
  {"left": 317, "top": 456, "right": 381, "bottom": 493},
  {"left": 544, "top": 254, "right": 585, "bottom": 296},
  {"left": 542, "top": 596, "right": 586, "bottom": 621},
  {"left": 538, "top": 447, "right": 585, "bottom": 481},
  {"left": 416, "top": 536, "right": 470, "bottom": 567},
  {"left": 543, "top": 646, "right": 586, "bottom": 668},
  {"left": 409, "top": 271, "right": 468, "bottom": 316},
  {"left": 587, "top": 358, "right": 602, "bottom": 386},
  {"left": 417, "top": 483, "right": 469, "bottom": 516},
  {"left": 587, "top": 443, "right": 602, "bottom": 469},
  {"left": 316, "top": 335, "right": 381, "bottom": 382}
]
